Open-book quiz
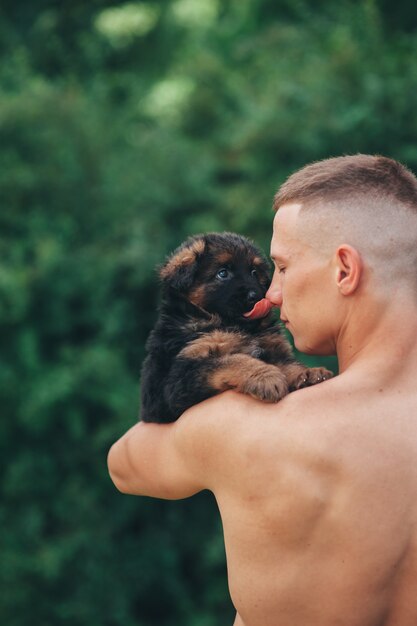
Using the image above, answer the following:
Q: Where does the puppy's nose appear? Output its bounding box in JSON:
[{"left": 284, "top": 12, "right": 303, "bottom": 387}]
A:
[{"left": 247, "top": 290, "right": 258, "bottom": 304}]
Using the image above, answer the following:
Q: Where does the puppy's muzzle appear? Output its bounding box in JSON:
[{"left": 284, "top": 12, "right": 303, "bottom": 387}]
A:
[{"left": 247, "top": 290, "right": 259, "bottom": 305}]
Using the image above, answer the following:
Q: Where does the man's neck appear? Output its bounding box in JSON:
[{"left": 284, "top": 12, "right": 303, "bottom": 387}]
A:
[{"left": 336, "top": 290, "right": 417, "bottom": 380}]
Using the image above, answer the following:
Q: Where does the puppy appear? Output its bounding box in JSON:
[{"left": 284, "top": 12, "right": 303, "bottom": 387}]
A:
[{"left": 140, "top": 232, "right": 332, "bottom": 423}]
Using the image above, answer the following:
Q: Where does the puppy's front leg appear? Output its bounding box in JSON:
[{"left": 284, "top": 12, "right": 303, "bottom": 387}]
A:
[
  {"left": 165, "top": 353, "right": 289, "bottom": 416},
  {"left": 207, "top": 354, "right": 289, "bottom": 403},
  {"left": 177, "top": 331, "right": 289, "bottom": 401},
  {"left": 256, "top": 331, "right": 333, "bottom": 388}
]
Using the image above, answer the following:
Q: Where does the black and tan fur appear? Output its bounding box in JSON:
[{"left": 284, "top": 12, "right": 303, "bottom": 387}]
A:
[{"left": 140, "top": 232, "right": 331, "bottom": 423}]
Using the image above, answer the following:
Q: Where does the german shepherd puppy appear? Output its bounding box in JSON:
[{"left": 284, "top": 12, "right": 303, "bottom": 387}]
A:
[{"left": 140, "top": 232, "right": 331, "bottom": 423}]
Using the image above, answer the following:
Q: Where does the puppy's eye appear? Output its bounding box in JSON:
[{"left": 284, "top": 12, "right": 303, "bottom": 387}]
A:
[
  {"left": 216, "top": 268, "right": 230, "bottom": 280},
  {"left": 251, "top": 269, "right": 258, "bottom": 278}
]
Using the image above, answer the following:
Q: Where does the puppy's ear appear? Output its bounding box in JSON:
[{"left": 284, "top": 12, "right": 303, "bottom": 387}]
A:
[{"left": 159, "top": 237, "right": 206, "bottom": 292}]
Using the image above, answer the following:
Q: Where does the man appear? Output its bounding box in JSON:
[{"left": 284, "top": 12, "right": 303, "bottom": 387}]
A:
[{"left": 108, "top": 155, "right": 417, "bottom": 626}]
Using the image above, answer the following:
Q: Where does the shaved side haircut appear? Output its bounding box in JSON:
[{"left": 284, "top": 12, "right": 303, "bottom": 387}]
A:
[
  {"left": 274, "top": 154, "right": 417, "bottom": 211},
  {"left": 273, "top": 155, "right": 417, "bottom": 291}
]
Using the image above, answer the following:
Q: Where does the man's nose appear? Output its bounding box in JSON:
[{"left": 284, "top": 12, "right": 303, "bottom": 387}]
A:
[{"left": 265, "top": 275, "right": 283, "bottom": 307}]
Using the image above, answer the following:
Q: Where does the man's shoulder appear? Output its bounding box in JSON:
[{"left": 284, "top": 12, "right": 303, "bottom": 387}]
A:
[
  {"left": 177, "top": 390, "right": 288, "bottom": 440},
  {"left": 178, "top": 381, "right": 340, "bottom": 442},
  {"left": 174, "top": 392, "right": 279, "bottom": 480},
  {"left": 175, "top": 385, "right": 339, "bottom": 483},
  {"left": 173, "top": 385, "right": 345, "bottom": 499},
  {"left": 175, "top": 390, "right": 262, "bottom": 451}
]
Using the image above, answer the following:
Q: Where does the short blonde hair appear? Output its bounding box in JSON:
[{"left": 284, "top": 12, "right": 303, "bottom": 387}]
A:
[{"left": 274, "top": 154, "right": 417, "bottom": 213}]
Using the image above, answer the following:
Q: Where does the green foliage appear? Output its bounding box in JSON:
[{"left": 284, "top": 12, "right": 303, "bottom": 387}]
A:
[{"left": 1, "top": 0, "right": 417, "bottom": 622}]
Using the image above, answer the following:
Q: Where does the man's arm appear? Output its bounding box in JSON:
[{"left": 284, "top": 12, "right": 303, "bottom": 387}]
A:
[
  {"left": 107, "top": 392, "right": 245, "bottom": 500},
  {"left": 107, "top": 419, "right": 204, "bottom": 499}
]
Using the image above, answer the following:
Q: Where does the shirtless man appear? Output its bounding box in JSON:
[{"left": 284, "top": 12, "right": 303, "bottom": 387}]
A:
[{"left": 108, "top": 155, "right": 417, "bottom": 626}]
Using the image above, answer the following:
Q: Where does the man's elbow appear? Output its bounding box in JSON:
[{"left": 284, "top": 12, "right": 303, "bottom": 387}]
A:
[
  {"left": 108, "top": 470, "right": 131, "bottom": 495},
  {"left": 107, "top": 441, "right": 135, "bottom": 495}
]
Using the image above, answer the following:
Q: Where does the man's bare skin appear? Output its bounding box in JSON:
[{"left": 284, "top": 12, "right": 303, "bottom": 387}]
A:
[{"left": 108, "top": 160, "right": 417, "bottom": 625}]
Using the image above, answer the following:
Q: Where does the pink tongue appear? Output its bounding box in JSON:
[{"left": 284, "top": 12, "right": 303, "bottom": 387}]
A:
[{"left": 243, "top": 298, "right": 273, "bottom": 320}]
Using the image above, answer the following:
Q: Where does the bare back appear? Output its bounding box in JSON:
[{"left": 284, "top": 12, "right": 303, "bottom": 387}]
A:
[{"left": 216, "top": 375, "right": 417, "bottom": 626}]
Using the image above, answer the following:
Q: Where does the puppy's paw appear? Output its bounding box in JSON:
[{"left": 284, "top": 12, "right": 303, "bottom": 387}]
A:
[
  {"left": 180, "top": 338, "right": 213, "bottom": 359},
  {"left": 291, "top": 366, "right": 333, "bottom": 390},
  {"left": 240, "top": 366, "right": 289, "bottom": 403}
]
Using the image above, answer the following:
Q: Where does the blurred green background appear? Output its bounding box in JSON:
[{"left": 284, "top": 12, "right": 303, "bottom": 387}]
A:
[{"left": 2, "top": 1, "right": 417, "bottom": 624}]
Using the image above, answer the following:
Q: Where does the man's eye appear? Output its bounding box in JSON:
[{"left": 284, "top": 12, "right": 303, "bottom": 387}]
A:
[
  {"left": 217, "top": 268, "right": 230, "bottom": 280},
  {"left": 278, "top": 267, "right": 286, "bottom": 274}
]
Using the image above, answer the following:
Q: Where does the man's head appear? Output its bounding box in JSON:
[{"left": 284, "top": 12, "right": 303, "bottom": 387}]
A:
[{"left": 266, "top": 155, "right": 417, "bottom": 355}]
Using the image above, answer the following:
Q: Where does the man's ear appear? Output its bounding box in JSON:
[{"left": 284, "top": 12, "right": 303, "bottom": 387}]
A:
[
  {"left": 159, "top": 237, "right": 206, "bottom": 292},
  {"left": 335, "top": 244, "right": 362, "bottom": 295}
]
